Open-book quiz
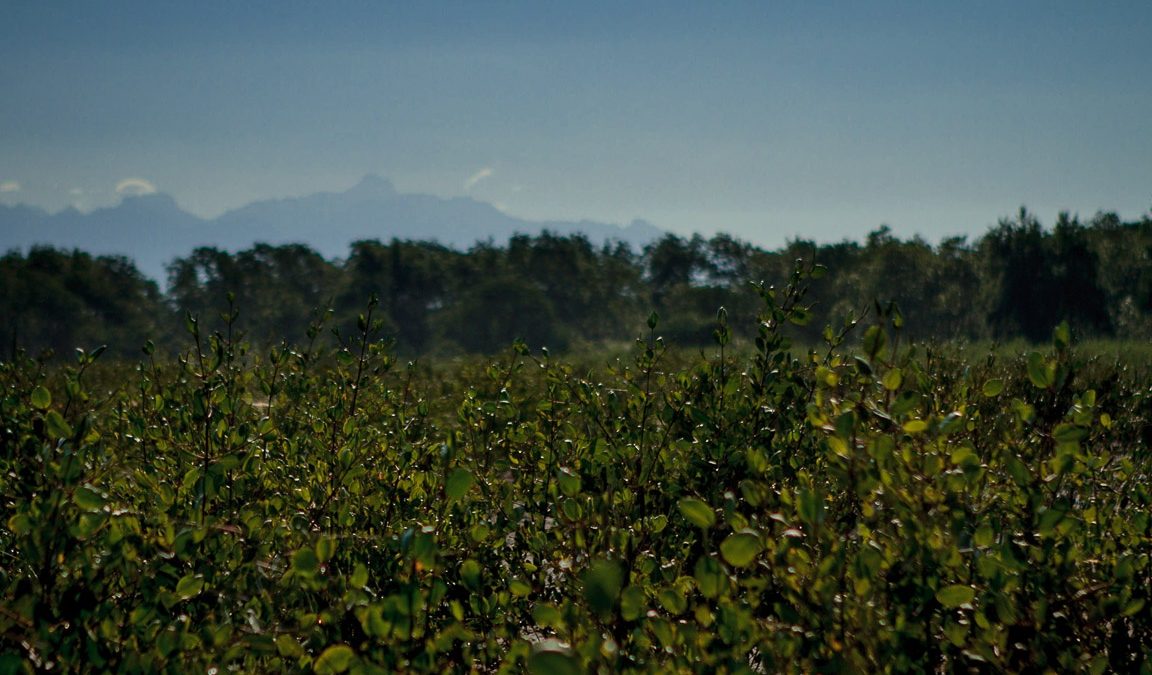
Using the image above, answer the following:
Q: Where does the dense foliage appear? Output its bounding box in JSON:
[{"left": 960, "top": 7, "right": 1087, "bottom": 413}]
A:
[
  {"left": 4, "top": 207, "right": 1152, "bottom": 359},
  {"left": 2, "top": 265, "right": 1149, "bottom": 672}
]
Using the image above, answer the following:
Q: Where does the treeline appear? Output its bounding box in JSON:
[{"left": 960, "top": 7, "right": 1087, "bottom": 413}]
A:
[{"left": 3, "top": 207, "right": 1151, "bottom": 359}]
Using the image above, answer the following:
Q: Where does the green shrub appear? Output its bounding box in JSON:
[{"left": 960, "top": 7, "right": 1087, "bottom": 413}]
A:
[{"left": 1, "top": 261, "right": 1149, "bottom": 672}]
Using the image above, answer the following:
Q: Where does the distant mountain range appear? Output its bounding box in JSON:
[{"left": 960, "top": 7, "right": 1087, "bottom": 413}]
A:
[{"left": 0, "top": 175, "right": 665, "bottom": 283}]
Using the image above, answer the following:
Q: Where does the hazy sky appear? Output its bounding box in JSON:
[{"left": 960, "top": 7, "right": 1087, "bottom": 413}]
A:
[{"left": 2, "top": 1, "right": 1150, "bottom": 247}]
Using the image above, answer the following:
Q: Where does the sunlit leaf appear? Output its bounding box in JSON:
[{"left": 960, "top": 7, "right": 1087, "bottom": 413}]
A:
[
  {"left": 902, "top": 419, "right": 929, "bottom": 434},
  {"left": 349, "top": 563, "right": 369, "bottom": 589},
  {"left": 314, "top": 645, "right": 356, "bottom": 674},
  {"left": 316, "top": 535, "right": 337, "bottom": 563},
  {"left": 6, "top": 514, "right": 32, "bottom": 536},
  {"left": 175, "top": 574, "right": 204, "bottom": 600},
  {"left": 532, "top": 603, "right": 563, "bottom": 628},
  {"left": 936, "top": 585, "right": 976, "bottom": 608},
  {"left": 1027, "top": 352, "right": 1053, "bottom": 389},
  {"left": 73, "top": 485, "right": 106, "bottom": 512},
  {"left": 31, "top": 386, "right": 51, "bottom": 410},
  {"left": 694, "top": 556, "right": 728, "bottom": 599},
  {"left": 720, "top": 531, "right": 762, "bottom": 567},
  {"left": 46, "top": 411, "right": 72, "bottom": 438},
  {"left": 677, "top": 497, "right": 716, "bottom": 528}
]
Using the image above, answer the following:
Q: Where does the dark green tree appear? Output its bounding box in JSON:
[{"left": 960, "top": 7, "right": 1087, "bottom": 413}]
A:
[
  {"left": 167, "top": 244, "right": 338, "bottom": 345},
  {"left": 433, "top": 276, "right": 567, "bottom": 354},
  {"left": 981, "top": 208, "right": 1057, "bottom": 342},
  {"left": 1, "top": 247, "right": 165, "bottom": 358}
]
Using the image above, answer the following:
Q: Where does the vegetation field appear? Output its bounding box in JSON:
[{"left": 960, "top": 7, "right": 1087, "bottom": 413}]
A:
[{"left": 2, "top": 264, "right": 1151, "bottom": 673}]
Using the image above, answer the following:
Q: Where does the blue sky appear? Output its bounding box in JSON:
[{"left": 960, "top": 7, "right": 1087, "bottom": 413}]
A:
[{"left": 2, "top": 1, "right": 1150, "bottom": 246}]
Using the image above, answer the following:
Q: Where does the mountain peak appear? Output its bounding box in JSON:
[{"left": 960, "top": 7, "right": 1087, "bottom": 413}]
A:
[
  {"left": 0, "top": 177, "right": 665, "bottom": 281},
  {"left": 346, "top": 174, "right": 396, "bottom": 199},
  {"left": 117, "top": 191, "right": 182, "bottom": 211}
]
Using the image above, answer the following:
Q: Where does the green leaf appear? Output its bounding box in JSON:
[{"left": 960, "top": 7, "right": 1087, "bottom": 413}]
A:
[
  {"left": 677, "top": 497, "right": 716, "bottom": 528},
  {"left": 950, "top": 446, "right": 979, "bottom": 468},
  {"left": 1004, "top": 454, "right": 1032, "bottom": 487},
  {"left": 316, "top": 536, "right": 337, "bottom": 563},
  {"left": 292, "top": 548, "right": 319, "bottom": 576},
  {"left": 175, "top": 574, "right": 204, "bottom": 600},
  {"left": 73, "top": 485, "right": 107, "bottom": 512},
  {"left": 827, "top": 436, "right": 849, "bottom": 459},
  {"left": 7, "top": 513, "right": 32, "bottom": 536},
  {"left": 410, "top": 530, "right": 437, "bottom": 568},
  {"left": 314, "top": 644, "right": 356, "bottom": 674},
  {"left": 1027, "top": 352, "right": 1053, "bottom": 389},
  {"left": 532, "top": 603, "right": 563, "bottom": 628},
  {"left": 863, "top": 325, "right": 888, "bottom": 360},
  {"left": 902, "top": 419, "right": 929, "bottom": 434},
  {"left": 555, "top": 467, "right": 582, "bottom": 496},
  {"left": 360, "top": 607, "right": 388, "bottom": 639},
  {"left": 509, "top": 579, "right": 532, "bottom": 597},
  {"left": 1053, "top": 320, "right": 1071, "bottom": 351},
  {"left": 46, "top": 410, "right": 72, "bottom": 438},
  {"left": 658, "top": 587, "right": 687, "bottom": 615},
  {"left": 943, "top": 619, "right": 968, "bottom": 647},
  {"left": 1052, "top": 423, "right": 1088, "bottom": 444},
  {"left": 469, "top": 523, "right": 490, "bottom": 542},
  {"left": 619, "top": 585, "right": 646, "bottom": 621},
  {"left": 31, "top": 385, "right": 51, "bottom": 410},
  {"left": 720, "top": 531, "right": 762, "bottom": 567},
  {"left": 936, "top": 585, "right": 976, "bottom": 608},
  {"left": 445, "top": 467, "right": 474, "bottom": 501},
  {"left": 181, "top": 467, "right": 202, "bottom": 493},
  {"left": 981, "top": 379, "right": 1004, "bottom": 397},
  {"left": 797, "top": 488, "right": 826, "bottom": 526},
  {"left": 213, "top": 453, "right": 243, "bottom": 473},
  {"left": 460, "top": 559, "right": 482, "bottom": 591},
  {"left": 938, "top": 411, "right": 965, "bottom": 435},
  {"left": 583, "top": 559, "right": 623, "bottom": 615},
  {"left": 694, "top": 556, "right": 728, "bottom": 599},
  {"left": 882, "top": 368, "right": 903, "bottom": 391},
  {"left": 787, "top": 306, "right": 811, "bottom": 326},
  {"left": 349, "top": 563, "right": 369, "bottom": 589},
  {"left": 276, "top": 635, "right": 304, "bottom": 658},
  {"left": 0, "top": 654, "right": 25, "bottom": 674},
  {"left": 527, "top": 647, "right": 580, "bottom": 675},
  {"left": 973, "top": 523, "right": 995, "bottom": 548},
  {"left": 1037, "top": 508, "right": 1066, "bottom": 537}
]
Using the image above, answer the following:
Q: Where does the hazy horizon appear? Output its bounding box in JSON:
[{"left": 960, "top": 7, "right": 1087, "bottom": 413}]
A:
[{"left": 3, "top": 2, "right": 1151, "bottom": 251}]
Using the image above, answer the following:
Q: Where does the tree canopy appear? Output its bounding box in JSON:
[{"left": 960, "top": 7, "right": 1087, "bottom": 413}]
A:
[{"left": 3, "top": 208, "right": 1151, "bottom": 359}]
